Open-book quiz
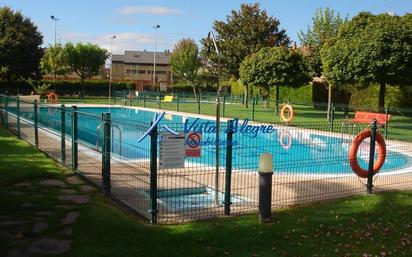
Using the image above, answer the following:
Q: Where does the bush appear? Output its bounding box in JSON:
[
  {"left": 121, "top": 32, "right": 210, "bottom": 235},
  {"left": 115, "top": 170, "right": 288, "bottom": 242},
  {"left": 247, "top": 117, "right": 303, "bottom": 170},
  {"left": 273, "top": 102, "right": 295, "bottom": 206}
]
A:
[{"left": 0, "top": 80, "right": 130, "bottom": 96}]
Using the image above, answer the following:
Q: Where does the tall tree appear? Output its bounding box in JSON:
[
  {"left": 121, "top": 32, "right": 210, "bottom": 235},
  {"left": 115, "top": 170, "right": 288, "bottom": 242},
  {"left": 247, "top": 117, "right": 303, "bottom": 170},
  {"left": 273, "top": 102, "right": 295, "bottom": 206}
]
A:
[
  {"left": 298, "top": 8, "right": 347, "bottom": 77},
  {"left": 201, "top": 3, "right": 290, "bottom": 107},
  {"left": 170, "top": 38, "right": 201, "bottom": 112},
  {"left": 65, "top": 42, "right": 109, "bottom": 97},
  {"left": 239, "top": 47, "right": 310, "bottom": 114},
  {"left": 0, "top": 7, "right": 43, "bottom": 81},
  {"left": 298, "top": 8, "right": 347, "bottom": 120},
  {"left": 40, "top": 44, "right": 70, "bottom": 79},
  {"left": 321, "top": 12, "right": 412, "bottom": 111}
]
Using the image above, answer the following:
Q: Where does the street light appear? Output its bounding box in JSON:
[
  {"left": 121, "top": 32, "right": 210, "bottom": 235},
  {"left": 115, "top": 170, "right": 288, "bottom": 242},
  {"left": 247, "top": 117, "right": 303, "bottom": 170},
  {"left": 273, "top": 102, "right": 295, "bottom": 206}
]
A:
[
  {"left": 109, "top": 35, "right": 116, "bottom": 106},
  {"left": 207, "top": 31, "right": 221, "bottom": 206},
  {"left": 50, "top": 15, "right": 60, "bottom": 83},
  {"left": 153, "top": 25, "right": 160, "bottom": 92}
]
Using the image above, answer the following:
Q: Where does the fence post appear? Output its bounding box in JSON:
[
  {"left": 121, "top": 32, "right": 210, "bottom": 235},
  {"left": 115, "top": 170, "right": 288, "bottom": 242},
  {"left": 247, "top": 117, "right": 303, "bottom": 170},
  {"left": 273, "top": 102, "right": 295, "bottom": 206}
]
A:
[
  {"left": 143, "top": 92, "right": 146, "bottom": 108},
  {"left": 222, "top": 96, "right": 226, "bottom": 117},
  {"left": 149, "top": 123, "right": 158, "bottom": 224},
  {"left": 176, "top": 93, "right": 180, "bottom": 112},
  {"left": 252, "top": 97, "right": 256, "bottom": 121},
  {"left": 102, "top": 113, "right": 111, "bottom": 196},
  {"left": 71, "top": 106, "right": 78, "bottom": 172},
  {"left": 367, "top": 119, "right": 378, "bottom": 194},
  {"left": 16, "top": 99, "right": 20, "bottom": 138},
  {"left": 224, "top": 120, "right": 234, "bottom": 215},
  {"left": 4, "top": 97, "right": 8, "bottom": 128},
  {"left": 330, "top": 102, "right": 335, "bottom": 132},
  {"left": 61, "top": 104, "right": 66, "bottom": 164},
  {"left": 384, "top": 106, "right": 389, "bottom": 140},
  {"left": 34, "top": 100, "right": 39, "bottom": 148},
  {"left": 158, "top": 91, "right": 161, "bottom": 109}
]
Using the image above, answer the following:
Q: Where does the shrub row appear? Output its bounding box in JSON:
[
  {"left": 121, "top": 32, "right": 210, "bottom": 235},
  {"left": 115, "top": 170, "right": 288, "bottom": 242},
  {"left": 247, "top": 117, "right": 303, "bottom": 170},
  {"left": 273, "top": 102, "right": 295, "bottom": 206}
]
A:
[{"left": 0, "top": 80, "right": 134, "bottom": 96}]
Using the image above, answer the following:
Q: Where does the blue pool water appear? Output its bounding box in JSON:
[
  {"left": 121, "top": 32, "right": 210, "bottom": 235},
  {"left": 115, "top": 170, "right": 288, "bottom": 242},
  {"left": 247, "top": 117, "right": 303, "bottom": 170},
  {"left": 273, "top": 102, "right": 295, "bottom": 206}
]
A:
[
  {"left": 139, "top": 187, "right": 249, "bottom": 211},
  {"left": 26, "top": 106, "right": 412, "bottom": 174}
]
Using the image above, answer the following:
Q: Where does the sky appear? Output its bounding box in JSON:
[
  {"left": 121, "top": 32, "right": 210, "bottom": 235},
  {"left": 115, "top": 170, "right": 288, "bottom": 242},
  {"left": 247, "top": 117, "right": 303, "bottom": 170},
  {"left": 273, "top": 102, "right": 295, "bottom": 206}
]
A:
[{"left": 1, "top": 0, "right": 411, "bottom": 54}]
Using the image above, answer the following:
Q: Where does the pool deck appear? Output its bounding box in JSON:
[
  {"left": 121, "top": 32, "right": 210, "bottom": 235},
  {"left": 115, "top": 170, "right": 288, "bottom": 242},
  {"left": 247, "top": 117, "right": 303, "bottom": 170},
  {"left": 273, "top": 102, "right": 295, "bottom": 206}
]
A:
[{"left": 3, "top": 104, "right": 412, "bottom": 223}]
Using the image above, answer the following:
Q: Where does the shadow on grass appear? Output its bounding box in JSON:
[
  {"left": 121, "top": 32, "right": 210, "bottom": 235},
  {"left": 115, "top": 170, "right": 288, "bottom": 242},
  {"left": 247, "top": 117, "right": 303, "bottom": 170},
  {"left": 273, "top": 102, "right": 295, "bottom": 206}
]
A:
[{"left": 0, "top": 128, "right": 62, "bottom": 185}]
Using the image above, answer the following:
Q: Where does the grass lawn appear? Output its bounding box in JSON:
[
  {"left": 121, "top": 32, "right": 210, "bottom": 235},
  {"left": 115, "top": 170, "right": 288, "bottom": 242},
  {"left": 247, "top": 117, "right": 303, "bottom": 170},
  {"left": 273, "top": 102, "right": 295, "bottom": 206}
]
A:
[{"left": 1, "top": 126, "right": 412, "bottom": 257}]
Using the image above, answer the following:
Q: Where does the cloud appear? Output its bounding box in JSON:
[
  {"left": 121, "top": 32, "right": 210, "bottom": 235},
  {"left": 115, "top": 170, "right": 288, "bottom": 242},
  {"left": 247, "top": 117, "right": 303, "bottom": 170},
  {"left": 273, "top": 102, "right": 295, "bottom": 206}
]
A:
[
  {"left": 117, "top": 6, "right": 181, "bottom": 16},
  {"left": 63, "top": 32, "right": 176, "bottom": 54}
]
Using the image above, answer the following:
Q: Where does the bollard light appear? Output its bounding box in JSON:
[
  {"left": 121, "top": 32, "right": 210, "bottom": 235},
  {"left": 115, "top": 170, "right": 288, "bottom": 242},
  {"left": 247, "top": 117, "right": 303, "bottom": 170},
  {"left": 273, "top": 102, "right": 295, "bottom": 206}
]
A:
[
  {"left": 259, "top": 153, "right": 273, "bottom": 173},
  {"left": 258, "top": 153, "right": 273, "bottom": 223}
]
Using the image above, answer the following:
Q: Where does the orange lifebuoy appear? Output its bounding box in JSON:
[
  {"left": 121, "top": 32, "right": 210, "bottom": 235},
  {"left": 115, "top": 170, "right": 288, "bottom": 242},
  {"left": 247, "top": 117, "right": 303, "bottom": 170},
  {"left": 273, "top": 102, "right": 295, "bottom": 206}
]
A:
[
  {"left": 47, "top": 92, "right": 58, "bottom": 103},
  {"left": 349, "top": 129, "right": 386, "bottom": 178},
  {"left": 279, "top": 130, "right": 292, "bottom": 150},
  {"left": 280, "top": 104, "right": 294, "bottom": 123}
]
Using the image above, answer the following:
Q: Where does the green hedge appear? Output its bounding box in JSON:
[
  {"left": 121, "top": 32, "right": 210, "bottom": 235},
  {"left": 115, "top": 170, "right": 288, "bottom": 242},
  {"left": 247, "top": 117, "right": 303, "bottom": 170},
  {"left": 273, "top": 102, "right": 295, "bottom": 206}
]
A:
[{"left": 0, "top": 80, "right": 132, "bottom": 96}]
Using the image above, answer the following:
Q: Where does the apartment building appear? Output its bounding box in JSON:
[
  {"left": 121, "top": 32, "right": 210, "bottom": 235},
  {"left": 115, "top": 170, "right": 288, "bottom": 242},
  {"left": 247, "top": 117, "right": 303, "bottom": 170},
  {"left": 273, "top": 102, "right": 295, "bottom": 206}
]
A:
[{"left": 111, "top": 50, "right": 172, "bottom": 91}]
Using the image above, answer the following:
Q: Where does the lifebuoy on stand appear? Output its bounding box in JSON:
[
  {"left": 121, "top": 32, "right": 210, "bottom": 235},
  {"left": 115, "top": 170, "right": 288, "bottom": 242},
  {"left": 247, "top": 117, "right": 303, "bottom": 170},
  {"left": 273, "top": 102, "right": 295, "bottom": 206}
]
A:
[
  {"left": 47, "top": 92, "right": 58, "bottom": 103},
  {"left": 349, "top": 129, "right": 386, "bottom": 178},
  {"left": 280, "top": 104, "right": 294, "bottom": 123}
]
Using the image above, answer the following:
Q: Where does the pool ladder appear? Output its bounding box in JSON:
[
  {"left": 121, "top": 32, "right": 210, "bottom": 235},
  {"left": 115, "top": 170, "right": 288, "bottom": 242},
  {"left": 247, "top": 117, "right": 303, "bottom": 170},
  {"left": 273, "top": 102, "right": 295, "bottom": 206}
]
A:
[{"left": 96, "top": 122, "right": 122, "bottom": 156}]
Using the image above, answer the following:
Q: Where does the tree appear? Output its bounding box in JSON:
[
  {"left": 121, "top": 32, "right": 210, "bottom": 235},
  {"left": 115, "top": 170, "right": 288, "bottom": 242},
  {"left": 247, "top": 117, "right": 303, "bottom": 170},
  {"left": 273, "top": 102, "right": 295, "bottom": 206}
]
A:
[
  {"left": 65, "top": 42, "right": 109, "bottom": 97},
  {"left": 298, "top": 8, "right": 347, "bottom": 120},
  {"left": 298, "top": 8, "right": 347, "bottom": 77},
  {"left": 321, "top": 12, "right": 412, "bottom": 111},
  {"left": 170, "top": 38, "right": 201, "bottom": 112},
  {"left": 0, "top": 7, "right": 43, "bottom": 81},
  {"left": 201, "top": 3, "right": 290, "bottom": 107},
  {"left": 40, "top": 44, "right": 70, "bottom": 80},
  {"left": 239, "top": 47, "right": 310, "bottom": 114}
]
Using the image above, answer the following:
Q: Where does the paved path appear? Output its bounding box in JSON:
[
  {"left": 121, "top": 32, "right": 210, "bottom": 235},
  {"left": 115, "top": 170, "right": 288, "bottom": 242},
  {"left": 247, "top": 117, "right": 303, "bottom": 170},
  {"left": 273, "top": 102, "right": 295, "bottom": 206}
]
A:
[{"left": 0, "top": 176, "right": 96, "bottom": 256}]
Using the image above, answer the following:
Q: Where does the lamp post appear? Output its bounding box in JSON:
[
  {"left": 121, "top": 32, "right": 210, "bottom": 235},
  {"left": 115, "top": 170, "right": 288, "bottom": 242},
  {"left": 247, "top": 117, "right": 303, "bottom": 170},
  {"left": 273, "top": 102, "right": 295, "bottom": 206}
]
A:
[
  {"left": 109, "top": 35, "right": 116, "bottom": 105},
  {"left": 153, "top": 25, "right": 160, "bottom": 92},
  {"left": 50, "top": 15, "right": 59, "bottom": 83},
  {"left": 208, "top": 31, "right": 221, "bottom": 206}
]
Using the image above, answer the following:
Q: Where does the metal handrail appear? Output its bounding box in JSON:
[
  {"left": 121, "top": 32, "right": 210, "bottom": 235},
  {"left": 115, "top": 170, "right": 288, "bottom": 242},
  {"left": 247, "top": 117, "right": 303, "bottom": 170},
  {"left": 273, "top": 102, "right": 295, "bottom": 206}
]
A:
[{"left": 96, "top": 122, "right": 122, "bottom": 155}]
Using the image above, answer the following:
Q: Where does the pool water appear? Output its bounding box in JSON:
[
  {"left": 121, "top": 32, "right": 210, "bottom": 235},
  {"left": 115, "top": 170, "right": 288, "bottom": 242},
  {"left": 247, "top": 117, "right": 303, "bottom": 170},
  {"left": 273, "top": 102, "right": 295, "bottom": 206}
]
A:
[
  {"left": 139, "top": 187, "right": 249, "bottom": 211},
  {"left": 23, "top": 106, "right": 412, "bottom": 174}
]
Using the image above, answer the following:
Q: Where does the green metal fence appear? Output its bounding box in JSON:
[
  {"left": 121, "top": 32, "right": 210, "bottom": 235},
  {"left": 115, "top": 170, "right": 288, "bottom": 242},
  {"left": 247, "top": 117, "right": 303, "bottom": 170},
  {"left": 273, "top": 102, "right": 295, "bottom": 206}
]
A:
[{"left": 1, "top": 94, "right": 412, "bottom": 224}]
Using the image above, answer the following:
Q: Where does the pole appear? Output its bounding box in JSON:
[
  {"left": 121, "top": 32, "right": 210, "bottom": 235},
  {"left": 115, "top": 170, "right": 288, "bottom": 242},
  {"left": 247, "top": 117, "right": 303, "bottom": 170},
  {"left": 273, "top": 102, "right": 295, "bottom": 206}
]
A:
[
  {"left": 34, "top": 100, "right": 39, "bottom": 148},
  {"left": 109, "top": 36, "right": 116, "bottom": 106},
  {"left": 153, "top": 25, "right": 160, "bottom": 92},
  {"left": 367, "top": 120, "right": 378, "bottom": 194},
  {"left": 224, "top": 120, "right": 233, "bottom": 215},
  {"left": 149, "top": 123, "right": 158, "bottom": 224},
  {"left": 61, "top": 104, "right": 66, "bottom": 164},
  {"left": 385, "top": 106, "right": 389, "bottom": 140},
  {"left": 208, "top": 31, "right": 221, "bottom": 206},
  {"left": 71, "top": 106, "right": 78, "bottom": 172},
  {"left": 252, "top": 97, "right": 255, "bottom": 121},
  {"left": 16, "top": 99, "right": 20, "bottom": 138},
  {"left": 102, "top": 113, "right": 111, "bottom": 195},
  {"left": 4, "top": 97, "right": 8, "bottom": 128},
  {"left": 330, "top": 102, "right": 335, "bottom": 132},
  {"left": 176, "top": 92, "right": 179, "bottom": 112}
]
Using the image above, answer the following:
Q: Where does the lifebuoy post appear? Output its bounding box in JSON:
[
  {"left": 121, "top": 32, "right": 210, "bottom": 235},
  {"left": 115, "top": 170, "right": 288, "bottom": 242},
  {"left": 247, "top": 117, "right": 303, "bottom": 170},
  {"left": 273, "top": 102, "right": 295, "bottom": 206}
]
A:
[{"left": 367, "top": 119, "right": 378, "bottom": 193}]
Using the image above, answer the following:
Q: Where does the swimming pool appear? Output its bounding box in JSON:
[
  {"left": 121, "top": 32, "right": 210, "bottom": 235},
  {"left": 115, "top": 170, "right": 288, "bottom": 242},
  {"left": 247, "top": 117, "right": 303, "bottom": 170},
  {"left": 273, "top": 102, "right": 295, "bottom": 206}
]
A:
[{"left": 26, "top": 106, "right": 412, "bottom": 175}]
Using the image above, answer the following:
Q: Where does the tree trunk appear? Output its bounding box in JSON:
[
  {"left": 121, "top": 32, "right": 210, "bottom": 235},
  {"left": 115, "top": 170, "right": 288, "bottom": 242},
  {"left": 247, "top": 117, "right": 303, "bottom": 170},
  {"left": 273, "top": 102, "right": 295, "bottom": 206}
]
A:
[
  {"left": 378, "top": 83, "right": 386, "bottom": 113},
  {"left": 192, "top": 84, "right": 200, "bottom": 114},
  {"left": 275, "top": 85, "right": 279, "bottom": 115},
  {"left": 244, "top": 85, "right": 249, "bottom": 108},
  {"left": 263, "top": 95, "right": 269, "bottom": 109},
  {"left": 327, "top": 83, "right": 332, "bottom": 121}
]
